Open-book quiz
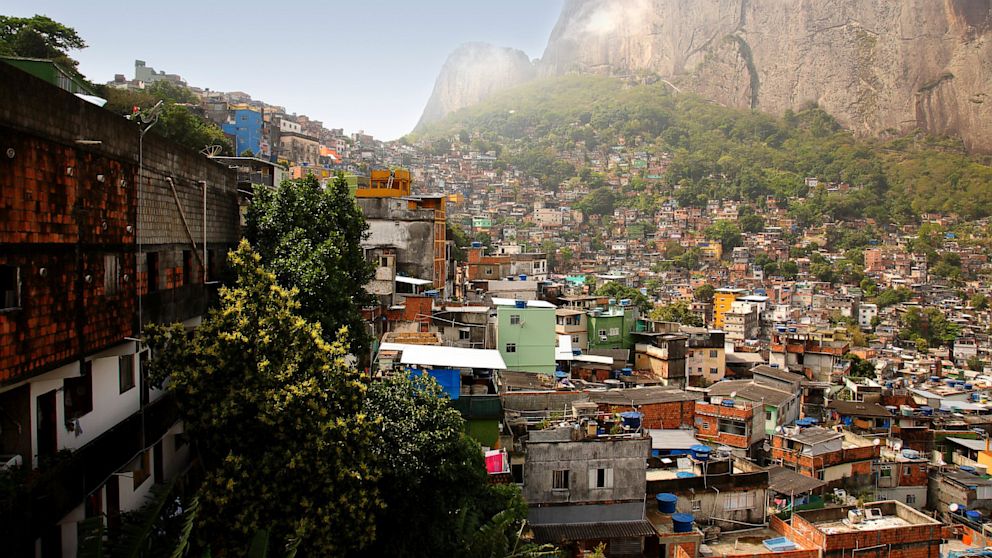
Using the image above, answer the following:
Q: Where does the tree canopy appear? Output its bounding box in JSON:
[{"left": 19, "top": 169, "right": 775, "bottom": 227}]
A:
[
  {"left": 144, "top": 241, "right": 380, "bottom": 555},
  {"left": 246, "top": 173, "right": 375, "bottom": 357},
  {"left": 0, "top": 14, "right": 85, "bottom": 70},
  {"left": 595, "top": 281, "right": 651, "bottom": 313},
  {"left": 649, "top": 300, "right": 703, "bottom": 327}
]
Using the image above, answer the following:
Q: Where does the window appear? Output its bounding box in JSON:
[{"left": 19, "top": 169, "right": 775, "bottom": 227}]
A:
[
  {"left": 571, "top": 335, "right": 580, "bottom": 343},
  {"left": 765, "top": 411, "right": 773, "bottom": 421},
  {"left": 146, "top": 252, "right": 159, "bottom": 292},
  {"left": 718, "top": 418, "right": 746, "bottom": 436},
  {"left": 589, "top": 467, "right": 613, "bottom": 489},
  {"left": 0, "top": 265, "right": 20, "bottom": 310},
  {"left": 485, "top": 268, "right": 492, "bottom": 275},
  {"left": 64, "top": 365, "right": 94, "bottom": 423},
  {"left": 379, "top": 256, "right": 389, "bottom": 268},
  {"left": 710, "top": 367, "right": 718, "bottom": 375},
  {"left": 119, "top": 355, "right": 135, "bottom": 393},
  {"left": 505, "top": 343, "right": 516, "bottom": 353},
  {"left": 598, "top": 329, "right": 607, "bottom": 337},
  {"left": 609, "top": 327, "right": 620, "bottom": 336},
  {"left": 906, "top": 494, "right": 916, "bottom": 505},
  {"left": 552, "top": 469, "right": 569, "bottom": 490},
  {"left": 510, "top": 314, "right": 521, "bottom": 325},
  {"left": 459, "top": 329, "right": 470, "bottom": 340},
  {"left": 710, "top": 350, "right": 718, "bottom": 358},
  {"left": 880, "top": 467, "right": 892, "bottom": 478},
  {"left": 104, "top": 255, "right": 121, "bottom": 296},
  {"left": 511, "top": 463, "right": 524, "bottom": 484},
  {"left": 691, "top": 500, "right": 702, "bottom": 512},
  {"left": 724, "top": 492, "right": 755, "bottom": 510}
]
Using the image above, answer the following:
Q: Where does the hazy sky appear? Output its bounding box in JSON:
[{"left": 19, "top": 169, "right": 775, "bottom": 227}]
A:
[{"left": 5, "top": 1, "right": 564, "bottom": 140}]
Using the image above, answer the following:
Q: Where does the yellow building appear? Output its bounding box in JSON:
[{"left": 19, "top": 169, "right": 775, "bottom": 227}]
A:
[
  {"left": 713, "top": 288, "right": 747, "bottom": 329},
  {"left": 355, "top": 168, "right": 411, "bottom": 198}
]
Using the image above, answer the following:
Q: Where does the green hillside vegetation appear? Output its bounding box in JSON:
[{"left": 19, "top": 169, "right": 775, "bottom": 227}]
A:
[{"left": 413, "top": 75, "right": 992, "bottom": 223}]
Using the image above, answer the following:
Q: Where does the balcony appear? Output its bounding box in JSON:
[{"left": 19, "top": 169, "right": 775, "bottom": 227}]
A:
[{"left": 0, "top": 393, "right": 178, "bottom": 550}]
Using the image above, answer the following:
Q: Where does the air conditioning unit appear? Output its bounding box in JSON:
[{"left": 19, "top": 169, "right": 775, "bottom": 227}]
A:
[{"left": 600, "top": 335, "right": 608, "bottom": 342}]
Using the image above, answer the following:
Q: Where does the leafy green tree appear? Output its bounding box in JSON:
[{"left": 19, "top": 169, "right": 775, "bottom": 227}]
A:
[
  {"left": 576, "top": 187, "right": 616, "bottom": 216},
  {"left": 144, "top": 241, "right": 380, "bottom": 556},
  {"left": 968, "top": 356, "right": 985, "bottom": 372},
  {"left": 845, "top": 354, "right": 875, "bottom": 378},
  {"left": 971, "top": 293, "right": 989, "bottom": 311},
  {"left": 738, "top": 213, "right": 765, "bottom": 234},
  {"left": 898, "top": 307, "right": 960, "bottom": 348},
  {"left": 649, "top": 301, "right": 703, "bottom": 327},
  {"left": 155, "top": 104, "right": 233, "bottom": 154},
  {"left": 0, "top": 15, "right": 85, "bottom": 70},
  {"left": 357, "top": 375, "right": 536, "bottom": 558},
  {"left": 875, "top": 287, "right": 913, "bottom": 309},
  {"left": 779, "top": 261, "right": 799, "bottom": 280},
  {"left": 694, "top": 284, "right": 715, "bottom": 304},
  {"left": 704, "top": 220, "right": 742, "bottom": 255},
  {"left": 246, "top": 173, "right": 375, "bottom": 357},
  {"left": 595, "top": 282, "right": 650, "bottom": 313},
  {"left": 860, "top": 277, "right": 878, "bottom": 297},
  {"left": 672, "top": 247, "right": 703, "bottom": 271}
]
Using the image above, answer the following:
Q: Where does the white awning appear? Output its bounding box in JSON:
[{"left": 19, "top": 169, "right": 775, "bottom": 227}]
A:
[
  {"left": 395, "top": 276, "right": 433, "bottom": 286},
  {"left": 378, "top": 343, "right": 506, "bottom": 370}
]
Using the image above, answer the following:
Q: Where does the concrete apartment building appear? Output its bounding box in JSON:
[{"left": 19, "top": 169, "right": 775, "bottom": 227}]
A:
[
  {"left": 0, "top": 62, "right": 241, "bottom": 556},
  {"left": 495, "top": 298, "right": 556, "bottom": 374},
  {"left": 524, "top": 425, "right": 653, "bottom": 556}
]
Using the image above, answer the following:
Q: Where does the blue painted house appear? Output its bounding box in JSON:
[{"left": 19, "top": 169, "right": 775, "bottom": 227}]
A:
[{"left": 221, "top": 108, "right": 262, "bottom": 155}]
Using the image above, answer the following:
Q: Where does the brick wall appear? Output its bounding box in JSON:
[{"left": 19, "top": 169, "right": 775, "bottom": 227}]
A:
[
  {"left": 0, "top": 63, "right": 239, "bottom": 386},
  {"left": 598, "top": 400, "right": 694, "bottom": 429}
]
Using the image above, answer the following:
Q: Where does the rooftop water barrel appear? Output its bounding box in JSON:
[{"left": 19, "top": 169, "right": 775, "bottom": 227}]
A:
[
  {"left": 672, "top": 513, "right": 694, "bottom": 533},
  {"left": 675, "top": 472, "right": 696, "bottom": 479},
  {"left": 930, "top": 376, "right": 941, "bottom": 382},
  {"left": 967, "top": 510, "right": 983, "bottom": 520},
  {"left": 554, "top": 371, "right": 568, "bottom": 379},
  {"left": 690, "top": 444, "right": 712, "bottom": 461},
  {"left": 620, "top": 411, "right": 643, "bottom": 430},
  {"left": 656, "top": 493, "right": 678, "bottom": 514},
  {"left": 965, "top": 383, "right": 974, "bottom": 390},
  {"left": 721, "top": 399, "right": 736, "bottom": 407},
  {"left": 973, "top": 392, "right": 982, "bottom": 402},
  {"left": 514, "top": 300, "right": 527, "bottom": 309},
  {"left": 471, "top": 241, "right": 482, "bottom": 248},
  {"left": 946, "top": 379, "right": 957, "bottom": 387},
  {"left": 621, "top": 368, "right": 633, "bottom": 376},
  {"left": 519, "top": 274, "right": 527, "bottom": 281}
]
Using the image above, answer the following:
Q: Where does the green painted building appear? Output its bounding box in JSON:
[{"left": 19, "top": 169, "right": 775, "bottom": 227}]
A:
[
  {"left": 587, "top": 305, "right": 638, "bottom": 351},
  {"left": 495, "top": 298, "right": 556, "bottom": 374}
]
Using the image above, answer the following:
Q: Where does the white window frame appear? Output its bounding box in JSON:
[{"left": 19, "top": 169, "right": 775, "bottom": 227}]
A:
[{"left": 589, "top": 467, "right": 614, "bottom": 489}]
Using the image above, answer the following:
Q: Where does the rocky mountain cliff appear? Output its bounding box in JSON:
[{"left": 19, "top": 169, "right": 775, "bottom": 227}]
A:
[
  {"left": 419, "top": 0, "right": 992, "bottom": 152},
  {"left": 414, "top": 43, "right": 535, "bottom": 131}
]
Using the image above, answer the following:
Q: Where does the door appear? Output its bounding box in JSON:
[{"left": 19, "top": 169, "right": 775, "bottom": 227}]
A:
[{"left": 36, "top": 389, "right": 57, "bottom": 462}]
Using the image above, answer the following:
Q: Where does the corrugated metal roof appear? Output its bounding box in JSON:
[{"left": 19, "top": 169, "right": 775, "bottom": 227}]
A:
[
  {"left": 767, "top": 466, "right": 827, "bottom": 494},
  {"left": 378, "top": 343, "right": 506, "bottom": 370},
  {"left": 647, "top": 429, "right": 702, "bottom": 450},
  {"left": 589, "top": 386, "right": 700, "bottom": 405},
  {"left": 530, "top": 520, "right": 657, "bottom": 543}
]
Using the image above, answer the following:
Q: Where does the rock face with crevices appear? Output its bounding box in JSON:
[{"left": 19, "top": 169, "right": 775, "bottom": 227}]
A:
[
  {"left": 414, "top": 43, "right": 535, "bottom": 131},
  {"left": 419, "top": 0, "right": 992, "bottom": 152}
]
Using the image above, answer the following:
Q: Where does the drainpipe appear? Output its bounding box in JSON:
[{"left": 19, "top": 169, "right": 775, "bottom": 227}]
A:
[{"left": 199, "top": 180, "right": 207, "bottom": 283}]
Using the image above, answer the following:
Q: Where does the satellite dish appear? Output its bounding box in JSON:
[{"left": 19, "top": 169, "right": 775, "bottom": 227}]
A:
[
  {"left": 893, "top": 440, "right": 903, "bottom": 451},
  {"left": 872, "top": 438, "right": 881, "bottom": 446},
  {"left": 950, "top": 503, "right": 960, "bottom": 512},
  {"left": 201, "top": 145, "right": 224, "bottom": 157}
]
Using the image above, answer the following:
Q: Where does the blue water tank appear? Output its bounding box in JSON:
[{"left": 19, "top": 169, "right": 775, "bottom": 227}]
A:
[
  {"left": 690, "top": 444, "right": 712, "bottom": 461},
  {"left": 514, "top": 300, "right": 527, "bottom": 309},
  {"left": 620, "top": 411, "right": 643, "bottom": 430},
  {"left": 675, "top": 472, "right": 696, "bottom": 479},
  {"left": 967, "top": 510, "right": 983, "bottom": 520},
  {"left": 722, "top": 399, "right": 736, "bottom": 407},
  {"left": 621, "top": 368, "right": 633, "bottom": 376},
  {"left": 965, "top": 383, "right": 974, "bottom": 390},
  {"left": 519, "top": 274, "right": 527, "bottom": 281},
  {"left": 656, "top": 493, "right": 678, "bottom": 514},
  {"left": 672, "top": 513, "right": 694, "bottom": 533},
  {"left": 471, "top": 241, "right": 482, "bottom": 248},
  {"left": 554, "top": 370, "right": 568, "bottom": 379}
]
